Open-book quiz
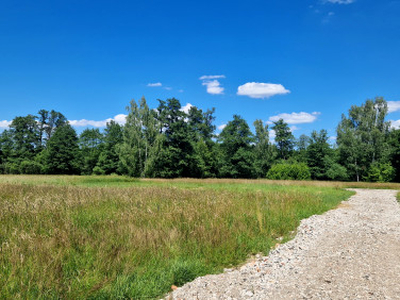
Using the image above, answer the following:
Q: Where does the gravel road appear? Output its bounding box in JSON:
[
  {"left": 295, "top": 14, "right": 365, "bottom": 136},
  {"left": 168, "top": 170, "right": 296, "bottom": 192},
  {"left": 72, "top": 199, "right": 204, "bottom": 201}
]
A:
[{"left": 167, "top": 189, "right": 400, "bottom": 299}]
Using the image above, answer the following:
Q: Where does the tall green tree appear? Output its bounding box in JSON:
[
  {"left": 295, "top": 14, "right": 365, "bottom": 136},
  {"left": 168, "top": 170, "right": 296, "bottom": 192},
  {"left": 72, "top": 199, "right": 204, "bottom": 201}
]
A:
[
  {"left": 43, "top": 124, "right": 81, "bottom": 174},
  {"left": 388, "top": 129, "right": 400, "bottom": 182},
  {"left": 37, "top": 109, "right": 68, "bottom": 147},
  {"left": 337, "top": 97, "right": 390, "bottom": 181},
  {"left": 253, "top": 119, "right": 273, "bottom": 177},
  {"left": 96, "top": 121, "right": 123, "bottom": 174},
  {"left": 272, "top": 119, "right": 294, "bottom": 160},
  {"left": 306, "top": 129, "right": 332, "bottom": 180},
  {"left": 79, "top": 128, "right": 104, "bottom": 174},
  {"left": 119, "top": 97, "right": 160, "bottom": 177},
  {"left": 152, "top": 98, "right": 196, "bottom": 177},
  {"left": 218, "top": 115, "right": 255, "bottom": 178},
  {"left": 8, "top": 115, "right": 40, "bottom": 160},
  {"left": 187, "top": 106, "right": 218, "bottom": 178},
  {"left": 295, "top": 134, "right": 311, "bottom": 162}
]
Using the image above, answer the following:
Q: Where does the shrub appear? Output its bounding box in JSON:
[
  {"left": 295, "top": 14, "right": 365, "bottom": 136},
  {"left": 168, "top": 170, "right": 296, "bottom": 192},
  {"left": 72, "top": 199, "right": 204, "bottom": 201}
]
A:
[
  {"left": 326, "top": 163, "right": 349, "bottom": 181},
  {"left": 92, "top": 166, "right": 105, "bottom": 175},
  {"left": 3, "top": 162, "right": 20, "bottom": 174},
  {"left": 266, "top": 161, "right": 311, "bottom": 180},
  {"left": 364, "top": 162, "right": 395, "bottom": 182},
  {"left": 20, "top": 160, "right": 43, "bottom": 174}
]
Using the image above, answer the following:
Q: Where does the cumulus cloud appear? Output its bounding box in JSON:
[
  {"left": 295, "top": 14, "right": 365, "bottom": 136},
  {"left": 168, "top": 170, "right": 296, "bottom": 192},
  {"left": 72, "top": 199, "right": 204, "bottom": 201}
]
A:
[
  {"left": 268, "top": 112, "right": 320, "bottom": 124},
  {"left": 0, "top": 120, "right": 11, "bottom": 129},
  {"left": 324, "top": 0, "right": 355, "bottom": 4},
  {"left": 180, "top": 103, "right": 194, "bottom": 114},
  {"left": 237, "top": 82, "right": 290, "bottom": 99},
  {"left": 69, "top": 114, "right": 127, "bottom": 128},
  {"left": 200, "top": 75, "right": 225, "bottom": 95},
  {"left": 390, "top": 120, "right": 400, "bottom": 129},
  {"left": 388, "top": 101, "right": 400, "bottom": 113},
  {"left": 147, "top": 82, "right": 162, "bottom": 87},
  {"left": 217, "top": 124, "right": 227, "bottom": 131}
]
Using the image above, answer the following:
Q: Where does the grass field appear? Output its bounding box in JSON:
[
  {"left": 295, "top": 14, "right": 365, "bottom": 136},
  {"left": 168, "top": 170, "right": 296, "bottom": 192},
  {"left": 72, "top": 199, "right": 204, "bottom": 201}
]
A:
[{"left": 0, "top": 175, "right": 391, "bottom": 299}]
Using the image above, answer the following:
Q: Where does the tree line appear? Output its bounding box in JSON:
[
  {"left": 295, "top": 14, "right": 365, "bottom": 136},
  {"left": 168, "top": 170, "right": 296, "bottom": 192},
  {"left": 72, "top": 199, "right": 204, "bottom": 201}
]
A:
[{"left": 0, "top": 96, "right": 399, "bottom": 182}]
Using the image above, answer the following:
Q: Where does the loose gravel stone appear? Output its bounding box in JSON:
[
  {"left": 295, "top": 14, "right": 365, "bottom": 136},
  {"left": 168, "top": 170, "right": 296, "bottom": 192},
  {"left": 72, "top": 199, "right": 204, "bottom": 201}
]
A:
[{"left": 166, "top": 189, "right": 400, "bottom": 299}]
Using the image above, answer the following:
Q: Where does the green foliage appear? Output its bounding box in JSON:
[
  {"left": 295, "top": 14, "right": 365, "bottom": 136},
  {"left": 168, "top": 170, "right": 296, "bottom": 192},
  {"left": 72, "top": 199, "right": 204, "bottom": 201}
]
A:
[
  {"left": 19, "top": 160, "right": 43, "bottom": 174},
  {"left": 266, "top": 161, "right": 311, "bottom": 180},
  {"left": 337, "top": 97, "right": 390, "bottom": 181},
  {"left": 43, "top": 124, "right": 82, "bottom": 174},
  {"left": 0, "top": 97, "right": 400, "bottom": 182},
  {"left": 118, "top": 97, "right": 161, "bottom": 177},
  {"left": 306, "top": 130, "right": 333, "bottom": 180},
  {"left": 272, "top": 119, "right": 294, "bottom": 160},
  {"left": 388, "top": 129, "right": 400, "bottom": 182},
  {"left": 219, "top": 115, "right": 255, "bottom": 178},
  {"left": 79, "top": 128, "right": 104, "bottom": 175},
  {"left": 96, "top": 121, "right": 123, "bottom": 175},
  {"left": 364, "top": 162, "right": 395, "bottom": 182},
  {"left": 253, "top": 119, "right": 274, "bottom": 177},
  {"left": 324, "top": 156, "right": 349, "bottom": 181}
]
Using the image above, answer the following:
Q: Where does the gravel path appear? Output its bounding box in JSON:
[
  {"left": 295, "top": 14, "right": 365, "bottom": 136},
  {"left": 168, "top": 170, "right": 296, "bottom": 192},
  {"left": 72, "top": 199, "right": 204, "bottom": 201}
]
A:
[{"left": 167, "top": 189, "right": 400, "bottom": 299}]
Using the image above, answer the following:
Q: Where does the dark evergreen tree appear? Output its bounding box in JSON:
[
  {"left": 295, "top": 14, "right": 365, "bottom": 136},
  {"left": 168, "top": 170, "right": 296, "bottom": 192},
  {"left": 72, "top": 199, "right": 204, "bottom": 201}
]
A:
[
  {"left": 96, "top": 121, "right": 123, "bottom": 174},
  {"left": 218, "top": 115, "right": 255, "bottom": 178},
  {"left": 43, "top": 124, "right": 81, "bottom": 174},
  {"left": 306, "top": 129, "right": 332, "bottom": 180}
]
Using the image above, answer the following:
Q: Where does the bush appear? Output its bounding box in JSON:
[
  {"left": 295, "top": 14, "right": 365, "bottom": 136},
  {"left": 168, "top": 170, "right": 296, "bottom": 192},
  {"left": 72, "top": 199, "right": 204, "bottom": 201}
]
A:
[
  {"left": 326, "top": 163, "right": 349, "bottom": 181},
  {"left": 266, "top": 161, "right": 311, "bottom": 180},
  {"left": 364, "top": 162, "right": 395, "bottom": 182},
  {"left": 4, "top": 162, "right": 21, "bottom": 174},
  {"left": 92, "top": 166, "right": 105, "bottom": 175},
  {"left": 20, "top": 160, "right": 43, "bottom": 174}
]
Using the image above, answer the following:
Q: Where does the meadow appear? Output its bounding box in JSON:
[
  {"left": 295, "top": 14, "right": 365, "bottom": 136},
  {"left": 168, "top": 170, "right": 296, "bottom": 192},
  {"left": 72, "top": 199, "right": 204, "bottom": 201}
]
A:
[{"left": 0, "top": 175, "right": 396, "bottom": 299}]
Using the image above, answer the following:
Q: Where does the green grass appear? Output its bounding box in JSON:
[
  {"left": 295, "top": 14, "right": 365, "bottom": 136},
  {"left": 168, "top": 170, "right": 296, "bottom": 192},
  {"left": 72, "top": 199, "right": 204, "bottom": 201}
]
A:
[{"left": 0, "top": 175, "right": 356, "bottom": 299}]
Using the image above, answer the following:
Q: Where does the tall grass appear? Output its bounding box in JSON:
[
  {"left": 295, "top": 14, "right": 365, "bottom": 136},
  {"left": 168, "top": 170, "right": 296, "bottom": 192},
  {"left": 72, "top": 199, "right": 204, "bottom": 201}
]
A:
[{"left": 0, "top": 178, "right": 353, "bottom": 298}]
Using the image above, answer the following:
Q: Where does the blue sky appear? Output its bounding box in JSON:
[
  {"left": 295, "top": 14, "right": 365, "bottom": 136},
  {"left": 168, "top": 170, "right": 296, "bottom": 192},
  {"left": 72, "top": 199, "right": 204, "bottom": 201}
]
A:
[{"left": 1, "top": 0, "right": 400, "bottom": 139}]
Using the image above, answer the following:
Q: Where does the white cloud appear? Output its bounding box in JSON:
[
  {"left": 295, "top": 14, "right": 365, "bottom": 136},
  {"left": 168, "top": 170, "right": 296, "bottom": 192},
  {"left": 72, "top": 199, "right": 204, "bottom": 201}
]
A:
[
  {"left": 69, "top": 114, "right": 127, "bottom": 128},
  {"left": 180, "top": 103, "right": 194, "bottom": 114},
  {"left": 237, "top": 82, "right": 290, "bottom": 99},
  {"left": 113, "top": 114, "right": 128, "bottom": 125},
  {"left": 390, "top": 120, "right": 400, "bottom": 129},
  {"left": 199, "top": 75, "right": 226, "bottom": 80},
  {"left": 269, "top": 129, "right": 276, "bottom": 139},
  {"left": 290, "top": 126, "right": 299, "bottom": 132},
  {"left": 147, "top": 82, "right": 162, "bottom": 87},
  {"left": 203, "top": 80, "right": 224, "bottom": 95},
  {"left": 268, "top": 112, "right": 320, "bottom": 124},
  {"left": 199, "top": 75, "right": 225, "bottom": 95},
  {"left": 388, "top": 101, "right": 400, "bottom": 113},
  {"left": 324, "top": 0, "right": 355, "bottom": 4},
  {"left": 0, "top": 120, "right": 11, "bottom": 129},
  {"left": 217, "top": 124, "right": 227, "bottom": 131},
  {"left": 164, "top": 87, "right": 172, "bottom": 90}
]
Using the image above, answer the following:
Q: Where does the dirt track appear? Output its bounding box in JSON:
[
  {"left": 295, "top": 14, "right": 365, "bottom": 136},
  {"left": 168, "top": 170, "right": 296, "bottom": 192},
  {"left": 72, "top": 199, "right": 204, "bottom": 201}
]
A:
[{"left": 168, "top": 189, "right": 400, "bottom": 299}]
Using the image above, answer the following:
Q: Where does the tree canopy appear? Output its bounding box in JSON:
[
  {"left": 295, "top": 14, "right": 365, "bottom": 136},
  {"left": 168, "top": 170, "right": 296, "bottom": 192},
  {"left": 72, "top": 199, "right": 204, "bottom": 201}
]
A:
[{"left": 0, "top": 97, "right": 399, "bottom": 182}]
